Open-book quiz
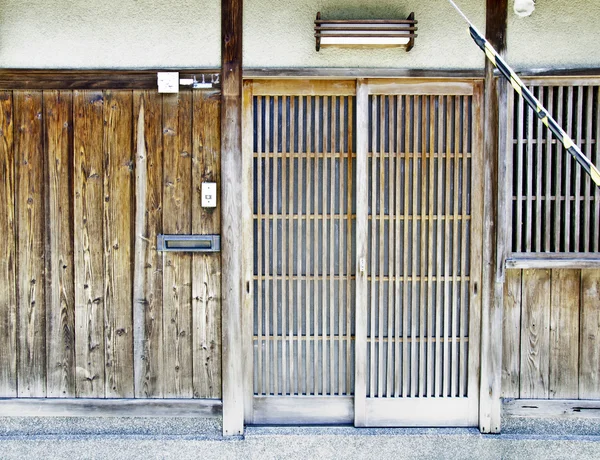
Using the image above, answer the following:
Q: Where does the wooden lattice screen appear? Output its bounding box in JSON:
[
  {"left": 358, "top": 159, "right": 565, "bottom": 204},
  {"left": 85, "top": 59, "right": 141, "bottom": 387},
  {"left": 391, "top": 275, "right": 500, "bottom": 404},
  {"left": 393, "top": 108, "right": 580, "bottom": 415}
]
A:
[
  {"left": 509, "top": 82, "right": 600, "bottom": 253},
  {"left": 251, "top": 93, "right": 356, "bottom": 397}
]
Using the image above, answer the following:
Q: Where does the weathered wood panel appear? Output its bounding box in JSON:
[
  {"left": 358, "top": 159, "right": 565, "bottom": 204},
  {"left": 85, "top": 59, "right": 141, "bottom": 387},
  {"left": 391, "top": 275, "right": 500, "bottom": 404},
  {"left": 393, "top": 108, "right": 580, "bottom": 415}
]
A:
[
  {"left": 519, "top": 269, "right": 551, "bottom": 399},
  {"left": 502, "top": 269, "right": 522, "bottom": 398},
  {"left": 73, "top": 90, "right": 105, "bottom": 398},
  {"left": 44, "top": 90, "right": 75, "bottom": 397},
  {"left": 162, "top": 92, "right": 194, "bottom": 398},
  {"left": 133, "top": 91, "right": 164, "bottom": 398},
  {"left": 192, "top": 91, "right": 222, "bottom": 398},
  {"left": 15, "top": 91, "right": 46, "bottom": 397},
  {"left": 580, "top": 269, "right": 600, "bottom": 398},
  {"left": 0, "top": 91, "right": 17, "bottom": 397},
  {"left": 549, "top": 269, "right": 580, "bottom": 399},
  {"left": 103, "top": 90, "right": 134, "bottom": 398},
  {"left": 504, "top": 268, "right": 600, "bottom": 400}
]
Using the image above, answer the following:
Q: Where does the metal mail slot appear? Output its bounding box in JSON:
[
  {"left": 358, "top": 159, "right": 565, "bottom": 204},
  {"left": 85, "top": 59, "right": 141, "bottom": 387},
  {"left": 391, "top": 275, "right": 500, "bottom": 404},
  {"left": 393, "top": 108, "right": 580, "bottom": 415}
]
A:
[{"left": 157, "top": 234, "right": 220, "bottom": 253}]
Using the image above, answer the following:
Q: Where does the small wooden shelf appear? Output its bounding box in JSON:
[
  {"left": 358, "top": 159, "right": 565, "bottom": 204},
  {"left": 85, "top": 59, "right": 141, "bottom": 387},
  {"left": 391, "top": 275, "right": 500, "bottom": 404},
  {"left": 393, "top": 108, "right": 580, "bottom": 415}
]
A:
[{"left": 314, "top": 12, "right": 417, "bottom": 52}]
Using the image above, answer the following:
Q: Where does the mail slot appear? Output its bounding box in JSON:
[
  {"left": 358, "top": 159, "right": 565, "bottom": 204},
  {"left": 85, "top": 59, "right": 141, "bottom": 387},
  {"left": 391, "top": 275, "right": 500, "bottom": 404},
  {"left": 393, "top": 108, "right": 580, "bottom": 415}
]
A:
[{"left": 157, "top": 234, "right": 220, "bottom": 253}]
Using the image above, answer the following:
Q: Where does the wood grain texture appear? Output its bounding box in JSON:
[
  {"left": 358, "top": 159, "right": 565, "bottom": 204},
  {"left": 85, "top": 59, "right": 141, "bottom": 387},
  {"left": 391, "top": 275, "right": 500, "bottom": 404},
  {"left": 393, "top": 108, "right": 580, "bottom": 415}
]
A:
[
  {"left": 44, "top": 90, "right": 75, "bottom": 397},
  {"left": 192, "top": 90, "right": 222, "bottom": 398},
  {"left": 0, "top": 91, "right": 17, "bottom": 397},
  {"left": 520, "top": 269, "right": 551, "bottom": 399},
  {"left": 221, "top": 0, "right": 244, "bottom": 436},
  {"left": 73, "top": 90, "right": 105, "bottom": 397},
  {"left": 133, "top": 91, "right": 164, "bottom": 398},
  {"left": 580, "top": 269, "right": 600, "bottom": 398},
  {"left": 15, "top": 91, "right": 46, "bottom": 397},
  {"left": 103, "top": 90, "right": 134, "bottom": 398},
  {"left": 502, "top": 269, "right": 522, "bottom": 398},
  {"left": 549, "top": 269, "right": 580, "bottom": 399},
  {"left": 162, "top": 92, "right": 193, "bottom": 398}
]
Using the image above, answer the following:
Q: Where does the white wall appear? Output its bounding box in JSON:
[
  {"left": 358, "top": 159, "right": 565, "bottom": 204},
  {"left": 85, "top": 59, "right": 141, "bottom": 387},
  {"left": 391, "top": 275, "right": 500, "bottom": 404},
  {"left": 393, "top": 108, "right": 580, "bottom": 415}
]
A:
[{"left": 0, "top": 0, "right": 597, "bottom": 70}]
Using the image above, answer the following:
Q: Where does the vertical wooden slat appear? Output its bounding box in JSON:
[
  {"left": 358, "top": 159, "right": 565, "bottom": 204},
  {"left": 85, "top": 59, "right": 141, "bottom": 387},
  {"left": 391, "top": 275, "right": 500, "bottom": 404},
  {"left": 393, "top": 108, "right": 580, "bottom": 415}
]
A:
[
  {"left": 297, "top": 95, "right": 305, "bottom": 396},
  {"left": 519, "top": 269, "right": 550, "bottom": 399},
  {"left": 594, "top": 88, "right": 600, "bottom": 253},
  {"left": 264, "top": 96, "right": 271, "bottom": 395},
  {"left": 580, "top": 269, "right": 600, "bottom": 398},
  {"left": 346, "top": 96, "right": 353, "bottom": 396},
  {"left": 402, "top": 95, "right": 410, "bottom": 398},
  {"left": 369, "top": 94, "right": 376, "bottom": 398},
  {"left": 192, "top": 91, "right": 222, "bottom": 399},
  {"left": 583, "top": 87, "right": 593, "bottom": 252},
  {"left": 386, "top": 95, "right": 395, "bottom": 398},
  {"left": 103, "top": 90, "right": 134, "bottom": 398},
  {"left": 16, "top": 91, "right": 46, "bottom": 397},
  {"left": 378, "top": 95, "right": 385, "bottom": 397},
  {"left": 534, "top": 87, "right": 543, "bottom": 252},
  {"left": 305, "top": 96, "right": 312, "bottom": 395},
  {"left": 525, "top": 86, "right": 534, "bottom": 252},
  {"left": 410, "top": 95, "right": 419, "bottom": 398},
  {"left": 544, "top": 88, "right": 553, "bottom": 252},
  {"left": 45, "top": 90, "right": 75, "bottom": 397},
  {"left": 133, "top": 91, "right": 163, "bottom": 398},
  {"left": 419, "top": 96, "right": 427, "bottom": 397},
  {"left": 515, "top": 95, "right": 524, "bottom": 252},
  {"left": 312, "top": 96, "right": 319, "bottom": 395},
  {"left": 573, "top": 88, "right": 583, "bottom": 252},
  {"left": 0, "top": 91, "right": 17, "bottom": 397},
  {"left": 338, "top": 96, "right": 345, "bottom": 396},
  {"left": 73, "top": 90, "right": 105, "bottom": 398},
  {"left": 451, "top": 96, "right": 460, "bottom": 397},
  {"left": 289, "top": 95, "right": 297, "bottom": 395},
  {"left": 443, "top": 96, "right": 452, "bottom": 397},
  {"left": 256, "top": 96, "right": 264, "bottom": 396},
  {"left": 393, "top": 95, "right": 402, "bottom": 398},
  {"left": 426, "top": 95, "right": 435, "bottom": 398},
  {"left": 322, "top": 95, "right": 330, "bottom": 396},
  {"left": 354, "top": 79, "right": 368, "bottom": 426},
  {"left": 502, "top": 269, "right": 522, "bottom": 398},
  {"left": 549, "top": 269, "right": 580, "bottom": 399},
  {"left": 280, "top": 96, "right": 288, "bottom": 396},
  {"left": 273, "top": 97, "right": 280, "bottom": 396},
  {"left": 162, "top": 92, "right": 193, "bottom": 398},
  {"left": 554, "top": 87, "right": 564, "bottom": 251},
  {"left": 564, "top": 87, "right": 574, "bottom": 251},
  {"left": 434, "top": 95, "right": 444, "bottom": 398},
  {"left": 459, "top": 95, "right": 469, "bottom": 397}
]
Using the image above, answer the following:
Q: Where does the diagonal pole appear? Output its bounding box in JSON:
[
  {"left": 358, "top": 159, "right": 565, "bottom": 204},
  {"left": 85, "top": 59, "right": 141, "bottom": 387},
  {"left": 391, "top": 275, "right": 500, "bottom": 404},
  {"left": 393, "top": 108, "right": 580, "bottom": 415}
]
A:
[{"left": 447, "top": 0, "right": 600, "bottom": 187}]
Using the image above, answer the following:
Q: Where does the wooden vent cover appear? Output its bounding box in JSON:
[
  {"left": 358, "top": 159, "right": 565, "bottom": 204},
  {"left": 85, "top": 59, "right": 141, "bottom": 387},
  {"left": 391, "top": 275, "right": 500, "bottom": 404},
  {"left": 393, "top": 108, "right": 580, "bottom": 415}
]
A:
[{"left": 314, "top": 12, "right": 417, "bottom": 52}]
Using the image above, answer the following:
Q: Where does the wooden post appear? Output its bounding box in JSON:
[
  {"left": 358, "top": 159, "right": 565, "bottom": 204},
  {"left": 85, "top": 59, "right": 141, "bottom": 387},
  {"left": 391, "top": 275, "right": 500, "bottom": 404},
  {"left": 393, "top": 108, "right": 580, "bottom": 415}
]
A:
[
  {"left": 221, "top": 0, "right": 244, "bottom": 436},
  {"left": 480, "top": 0, "right": 507, "bottom": 434}
]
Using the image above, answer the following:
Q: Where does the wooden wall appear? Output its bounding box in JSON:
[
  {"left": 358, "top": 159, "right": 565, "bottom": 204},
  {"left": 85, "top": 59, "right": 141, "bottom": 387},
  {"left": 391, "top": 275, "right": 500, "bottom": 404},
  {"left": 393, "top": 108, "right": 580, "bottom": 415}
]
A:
[
  {"left": 0, "top": 89, "right": 221, "bottom": 399},
  {"left": 502, "top": 268, "right": 600, "bottom": 399}
]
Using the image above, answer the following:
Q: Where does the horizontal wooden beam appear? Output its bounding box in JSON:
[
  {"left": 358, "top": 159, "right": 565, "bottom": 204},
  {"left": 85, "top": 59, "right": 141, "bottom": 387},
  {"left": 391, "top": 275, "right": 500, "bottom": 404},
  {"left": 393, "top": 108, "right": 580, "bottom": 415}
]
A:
[
  {"left": 0, "top": 398, "right": 222, "bottom": 417},
  {"left": 245, "top": 68, "right": 484, "bottom": 80},
  {"left": 506, "top": 253, "right": 600, "bottom": 269},
  {"left": 0, "top": 69, "right": 219, "bottom": 90},
  {"left": 504, "top": 399, "right": 600, "bottom": 419}
]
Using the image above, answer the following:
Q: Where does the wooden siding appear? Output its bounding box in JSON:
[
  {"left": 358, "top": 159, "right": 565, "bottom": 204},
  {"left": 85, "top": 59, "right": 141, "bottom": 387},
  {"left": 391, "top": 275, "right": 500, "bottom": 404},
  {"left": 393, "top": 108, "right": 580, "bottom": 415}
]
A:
[
  {"left": 0, "top": 89, "right": 221, "bottom": 399},
  {"left": 502, "top": 268, "right": 600, "bottom": 400}
]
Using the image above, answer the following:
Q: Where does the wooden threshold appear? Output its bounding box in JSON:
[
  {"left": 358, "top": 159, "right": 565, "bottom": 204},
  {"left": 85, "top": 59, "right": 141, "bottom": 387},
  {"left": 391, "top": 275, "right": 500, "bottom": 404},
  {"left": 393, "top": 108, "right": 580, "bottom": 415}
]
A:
[
  {"left": 505, "top": 253, "right": 600, "bottom": 269},
  {"left": 251, "top": 396, "right": 353, "bottom": 425},
  {"left": 504, "top": 399, "right": 600, "bottom": 419},
  {"left": 0, "top": 398, "right": 222, "bottom": 418}
]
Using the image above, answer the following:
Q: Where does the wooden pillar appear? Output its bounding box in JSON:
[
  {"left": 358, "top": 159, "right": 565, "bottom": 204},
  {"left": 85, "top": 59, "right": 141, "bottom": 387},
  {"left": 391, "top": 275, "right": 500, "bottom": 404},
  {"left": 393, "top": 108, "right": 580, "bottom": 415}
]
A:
[
  {"left": 480, "top": 0, "right": 508, "bottom": 434},
  {"left": 221, "top": 0, "right": 244, "bottom": 436}
]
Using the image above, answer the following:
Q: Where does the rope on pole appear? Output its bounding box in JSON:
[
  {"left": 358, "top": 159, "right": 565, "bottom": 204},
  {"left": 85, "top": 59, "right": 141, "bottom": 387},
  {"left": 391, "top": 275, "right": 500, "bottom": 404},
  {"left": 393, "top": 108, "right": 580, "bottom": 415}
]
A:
[{"left": 447, "top": 0, "right": 600, "bottom": 187}]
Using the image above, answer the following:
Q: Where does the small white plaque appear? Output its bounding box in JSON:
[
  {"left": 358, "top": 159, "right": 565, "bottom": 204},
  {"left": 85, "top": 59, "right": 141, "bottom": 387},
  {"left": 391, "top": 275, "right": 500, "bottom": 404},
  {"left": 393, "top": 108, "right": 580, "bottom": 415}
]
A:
[
  {"left": 201, "top": 182, "right": 217, "bottom": 208},
  {"left": 157, "top": 72, "right": 179, "bottom": 93}
]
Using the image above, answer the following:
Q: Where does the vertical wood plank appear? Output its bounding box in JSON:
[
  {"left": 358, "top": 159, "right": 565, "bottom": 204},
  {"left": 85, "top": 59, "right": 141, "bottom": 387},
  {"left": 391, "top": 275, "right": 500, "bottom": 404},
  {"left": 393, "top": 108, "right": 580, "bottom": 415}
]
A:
[
  {"left": 549, "top": 269, "right": 580, "bottom": 399},
  {"left": 519, "top": 269, "right": 551, "bottom": 399},
  {"left": 15, "top": 91, "right": 46, "bottom": 397},
  {"left": 368, "top": 94, "right": 376, "bottom": 398},
  {"left": 354, "top": 80, "right": 368, "bottom": 426},
  {"left": 0, "top": 91, "right": 17, "bottom": 397},
  {"left": 451, "top": 96, "right": 460, "bottom": 397},
  {"left": 264, "top": 96, "right": 271, "bottom": 395},
  {"left": 192, "top": 90, "right": 222, "bottom": 398},
  {"left": 162, "top": 92, "right": 193, "bottom": 398},
  {"left": 402, "top": 95, "right": 410, "bottom": 398},
  {"left": 564, "top": 87, "right": 574, "bottom": 251},
  {"left": 378, "top": 95, "right": 385, "bottom": 397},
  {"left": 573, "top": 88, "right": 583, "bottom": 252},
  {"left": 256, "top": 96, "right": 264, "bottom": 396},
  {"left": 434, "top": 95, "right": 444, "bottom": 398},
  {"left": 393, "top": 95, "right": 402, "bottom": 398},
  {"left": 583, "top": 87, "right": 593, "bottom": 251},
  {"left": 427, "top": 95, "right": 435, "bottom": 398},
  {"left": 419, "top": 96, "right": 427, "bottom": 397},
  {"left": 579, "top": 269, "right": 600, "bottom": 398},
  {"left": 221, "top": 0, "right": 244, "bottom": 435},
  {"left": 133, "top": 91, "right": 164, "bottom": 398},
  {"left": 280, "top": 96, "right": 288, "bottom": 396},
  {"left": 554, "top": 87, "right": 564, "bottom": 251},
  {"left": 387, "top": 95, "right": 395, "bottom": 398},
  {"left": 103, "top": 90, "right": 134, "bottom": 398},
  {"left": 44, "top": 90, "right": 75, "bottom": 397},
  {"left": 544, "top": 89, "right": 552, "bottom": 252},
  {"left": 73, "top": 90, "right": 105, "bottom": 398},
  {"left": 502, "top": 269, "right": 522, "bottom": 398}
]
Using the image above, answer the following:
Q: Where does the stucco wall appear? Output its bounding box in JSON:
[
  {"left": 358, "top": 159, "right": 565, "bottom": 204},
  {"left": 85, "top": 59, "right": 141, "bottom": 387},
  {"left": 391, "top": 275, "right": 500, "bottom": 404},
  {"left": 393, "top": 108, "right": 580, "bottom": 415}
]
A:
[{"left": 0, "top": 0, "right": 597, "bottom": 70}]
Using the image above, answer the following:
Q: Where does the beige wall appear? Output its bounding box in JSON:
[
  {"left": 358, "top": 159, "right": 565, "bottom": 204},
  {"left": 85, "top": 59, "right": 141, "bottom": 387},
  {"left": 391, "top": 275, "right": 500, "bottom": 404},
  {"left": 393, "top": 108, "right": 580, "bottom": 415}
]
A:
[{"left": 0, "top": 0, "right": 597, "bottom": 70}]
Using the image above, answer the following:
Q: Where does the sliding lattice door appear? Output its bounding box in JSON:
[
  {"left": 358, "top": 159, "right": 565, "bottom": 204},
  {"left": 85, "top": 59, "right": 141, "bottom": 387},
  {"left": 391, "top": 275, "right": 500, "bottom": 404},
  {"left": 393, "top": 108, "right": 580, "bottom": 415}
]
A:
[
  {"left": 355, "top": 80, "right": 483, "bottom": 426},
  {"left": 242, "top": 79, "right": 483, "bottom": 426}
]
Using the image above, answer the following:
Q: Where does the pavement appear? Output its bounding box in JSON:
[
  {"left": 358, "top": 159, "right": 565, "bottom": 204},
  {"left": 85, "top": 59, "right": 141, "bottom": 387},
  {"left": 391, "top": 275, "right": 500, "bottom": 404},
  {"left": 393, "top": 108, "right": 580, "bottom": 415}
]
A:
[{"left": 1, "top": 416, "right": 600, "bottom": 459}]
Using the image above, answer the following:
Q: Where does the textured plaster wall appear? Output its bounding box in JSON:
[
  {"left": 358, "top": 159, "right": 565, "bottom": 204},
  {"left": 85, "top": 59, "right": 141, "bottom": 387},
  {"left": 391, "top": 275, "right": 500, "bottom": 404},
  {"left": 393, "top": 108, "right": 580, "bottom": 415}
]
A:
[{"left": 0, "top": 0, "right": 597, "bottom": 70}]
